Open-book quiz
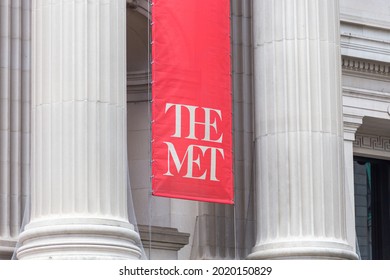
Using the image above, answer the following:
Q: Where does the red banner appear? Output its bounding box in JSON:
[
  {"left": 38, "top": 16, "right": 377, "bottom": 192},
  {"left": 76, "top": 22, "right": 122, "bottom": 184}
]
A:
[{"left": 151, "top": 0, "right": 233, "bottom": 204}]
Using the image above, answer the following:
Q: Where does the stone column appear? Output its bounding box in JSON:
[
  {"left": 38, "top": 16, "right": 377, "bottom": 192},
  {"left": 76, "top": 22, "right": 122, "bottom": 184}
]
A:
[
  {"left": 249, "top": 0, "right": 357, "bottom": 259},
  {"left": 17, "top": 0, "right": 142, "bottom": 259},
  {"left": 0, "top": 0, "right": 31, "bottom": 259}
]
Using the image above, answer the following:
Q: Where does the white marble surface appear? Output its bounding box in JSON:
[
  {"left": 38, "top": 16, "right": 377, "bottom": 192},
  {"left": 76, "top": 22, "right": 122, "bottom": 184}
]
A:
[
  {"left": 249, "top": 0, "right": 357, "bottom": 259},
  {"left": 16, "top": 0, "right": 141, "bottom": 260}
]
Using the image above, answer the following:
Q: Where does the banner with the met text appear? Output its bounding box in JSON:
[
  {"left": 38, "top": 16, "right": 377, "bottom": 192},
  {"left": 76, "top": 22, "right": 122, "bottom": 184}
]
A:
[{"left": 151, "top": 0, "right": 233, "bottom": 204}]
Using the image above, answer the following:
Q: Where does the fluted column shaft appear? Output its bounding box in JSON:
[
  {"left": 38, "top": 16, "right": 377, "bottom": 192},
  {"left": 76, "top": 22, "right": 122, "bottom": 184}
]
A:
[
  {"left": 249, "top": 0, "right": 357, "bottom": 259},
  {"left": 0, "top": 0, "right": 31, "bottom": 259},
  {"left": 17, "top": 0, "right": 141, "bottom": 259}
]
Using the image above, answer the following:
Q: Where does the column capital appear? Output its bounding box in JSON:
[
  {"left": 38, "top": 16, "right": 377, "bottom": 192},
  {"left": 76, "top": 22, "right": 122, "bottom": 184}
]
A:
[{"left": 343, "top": 113, "right": 363, "bottom": 141}]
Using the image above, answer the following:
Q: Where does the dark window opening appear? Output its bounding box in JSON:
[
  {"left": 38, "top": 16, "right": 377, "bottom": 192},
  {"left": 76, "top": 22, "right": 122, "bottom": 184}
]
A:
[{"left": 354, "top": 157, "right": 390, "bottom": 260}]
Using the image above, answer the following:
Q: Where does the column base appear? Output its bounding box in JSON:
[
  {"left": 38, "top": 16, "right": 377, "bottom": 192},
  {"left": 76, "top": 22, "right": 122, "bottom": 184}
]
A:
[
  {"left": 248, "top": 239, "right": 358, "bottom": 260},
  {"left": 16, "top": 218, "right": 142, "bottom": 260}
]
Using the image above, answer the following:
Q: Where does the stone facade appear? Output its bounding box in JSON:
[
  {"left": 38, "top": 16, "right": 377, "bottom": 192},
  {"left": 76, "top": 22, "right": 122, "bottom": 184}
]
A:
[{"left": 0, "top": 0, "right": 389, "bottom": 260}]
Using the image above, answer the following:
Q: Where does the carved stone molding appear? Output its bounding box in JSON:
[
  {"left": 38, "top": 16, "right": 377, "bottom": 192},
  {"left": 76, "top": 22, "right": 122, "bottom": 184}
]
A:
[
  {"left": 354, "top": 134, "right": 390, "bottom": 160},
  {"left": 343, "top": 114, "right": 363, "bottom": 141},
  {"left": 354, "top": 134, "right": 390, "bottom": 152},
  {"left": 340, "top": 14, "right": 390, "bottom": 31},
  {"left": 127, "top": 71, "right": 149, "bottom": 102},
  {"left": 126, "top": 0, "right": 149, "bottom": 17},
  {"left": 138, "top": 225, "right": 189, "bottom": 252},
  {"left": 342, "top": 57, "right": 390, "bottom": 76}
]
